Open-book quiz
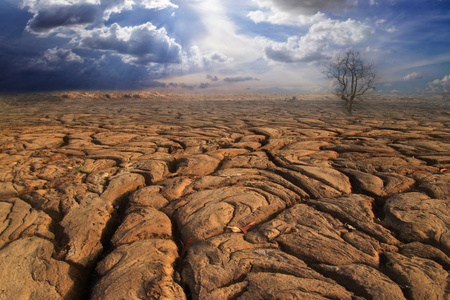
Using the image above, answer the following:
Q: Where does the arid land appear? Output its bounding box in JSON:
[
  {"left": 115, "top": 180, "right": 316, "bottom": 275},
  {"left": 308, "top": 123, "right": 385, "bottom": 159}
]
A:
[{"left": 0, "top": 92, "right": 449, "bottom": 299}]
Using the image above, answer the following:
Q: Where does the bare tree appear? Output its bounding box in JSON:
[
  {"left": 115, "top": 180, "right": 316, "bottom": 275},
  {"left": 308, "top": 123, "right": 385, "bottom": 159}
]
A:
[{"left": 324, "top": 50, "right": 377, "bottom": 114}]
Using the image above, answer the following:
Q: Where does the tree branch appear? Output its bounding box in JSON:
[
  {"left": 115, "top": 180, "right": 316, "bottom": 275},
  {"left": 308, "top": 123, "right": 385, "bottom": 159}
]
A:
[{"left": 323, "top": 49, "right": 377, "bottom": 113}]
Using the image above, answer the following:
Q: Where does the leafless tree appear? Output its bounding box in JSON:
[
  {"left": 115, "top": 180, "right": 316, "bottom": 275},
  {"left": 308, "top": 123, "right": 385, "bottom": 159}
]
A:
[{"left": 324, "top": 50, "right": 377, "bottom": 114}]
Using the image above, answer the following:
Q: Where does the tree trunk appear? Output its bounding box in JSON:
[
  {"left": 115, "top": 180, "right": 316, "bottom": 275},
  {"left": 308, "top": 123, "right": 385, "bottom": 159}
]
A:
[{"left": 346, "top": 98, "right": 353, "bottom": 114}]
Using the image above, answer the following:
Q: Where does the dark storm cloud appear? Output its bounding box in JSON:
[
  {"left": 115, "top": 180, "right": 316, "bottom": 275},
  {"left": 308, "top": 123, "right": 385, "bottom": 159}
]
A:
[
  {"left": 223, "top": 76, "right": 256, "bottom": 83},
  {"left": 180, "top": 83, "right": 196, "bottom": 90},
  {"left": 0, "top": 50, "right": 167, "bottom": 92},
  {"left": 207, "top": 74, "right": 219, "bottom": 81},
  {"left": 263, "top": 47, "right": 295, "bottom": 62},
  {"left": 264, "top": 46, "right": 327, "bottom": 63},
  {"left": 100, "top": 0, "right": 128, "bottom": 10},
  {"left": 279, "top": 0, "right": 350, "bottom": 14},
  {"left": 256, "top": 0, "right": 352, "bottom": 15},
  {"left": 80, "top": 23, "right": 182, "bottom": 64},
  {"left": 27, "top": 4, "right": 102, "bottom": 32}
]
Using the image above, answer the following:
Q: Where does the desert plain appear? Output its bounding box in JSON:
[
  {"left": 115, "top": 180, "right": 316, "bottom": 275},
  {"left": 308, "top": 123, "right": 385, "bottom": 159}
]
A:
[{"left": 0, "top": 91, "right": 449, "bottom": 300}]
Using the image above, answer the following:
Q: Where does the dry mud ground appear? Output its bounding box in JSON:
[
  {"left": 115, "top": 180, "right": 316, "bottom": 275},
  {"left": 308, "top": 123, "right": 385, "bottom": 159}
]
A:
[{"left": 0, "top": 92, "right": 449, "bottom": 300}]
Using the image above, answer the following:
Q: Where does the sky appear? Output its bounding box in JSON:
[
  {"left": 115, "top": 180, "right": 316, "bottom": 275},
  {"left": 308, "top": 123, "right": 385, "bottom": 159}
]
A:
[{"left": 0, "top": 0, "right": 449, "bottom": 94}]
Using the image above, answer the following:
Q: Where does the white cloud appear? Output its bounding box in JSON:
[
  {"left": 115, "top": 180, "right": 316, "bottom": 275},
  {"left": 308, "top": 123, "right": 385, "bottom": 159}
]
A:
[
  {"left": 140, "top": 0, "right": 177, "bottom": 10},
  {"left": 32, "top": 47, "right": 84, "bottom": 70},
  {"left": 80, "top": 22, "right": 182, "bottom": 65},
  {"left": 428, "top": 75, "right": 450, "bottom": 93},
  {"left": 100, "top": 0, "right": 133, "bottom": 19},
  {"left": 403, "top": 72, "right": 423, "bottom": 81},
  {"left": 311, "top": 18, "right": 373, "bottom": 44},
  {"left": 247, "top": 9, "right": 325, "bottom": 26},
  {"left": 261, "top": 36, "right": 327, "bottom": 63},
  {"left": 179, "top": 46, "right": 232, "bottom": 72},
  {"left": 101, "top": 0, "right": 177, "bottom": 19},
  {"left": 204, "top": 51, "right": 233, "bottom": 65},
  {"left": 261, "top": 18, "right": 373, "bottom": 63},
  {"left": 366, "top": 46, "right": 380, "bottom": 53},
  {"left": 375, "top": 19, "right": 386, "bottom": 26},
  {"left": 386, "top": 26, "right": 397, "bottom": 33}
]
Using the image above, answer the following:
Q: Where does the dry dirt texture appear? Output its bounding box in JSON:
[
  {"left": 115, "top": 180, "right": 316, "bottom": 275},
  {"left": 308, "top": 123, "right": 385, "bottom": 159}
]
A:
[{"left": 0, "top": 92, "right": 449, "bottom": 300}]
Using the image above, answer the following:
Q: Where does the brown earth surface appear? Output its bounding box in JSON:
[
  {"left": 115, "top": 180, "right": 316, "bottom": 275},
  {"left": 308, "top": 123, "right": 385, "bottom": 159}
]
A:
[{"left": 0, "top": 91, "right": 449, "bottom": 300}]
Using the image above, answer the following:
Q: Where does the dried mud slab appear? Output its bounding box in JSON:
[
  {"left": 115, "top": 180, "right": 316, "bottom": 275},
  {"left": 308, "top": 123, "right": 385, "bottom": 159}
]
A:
[
  {"left": 318, "top": 264, "right": 407, "bottom": 299},
  {"left": 91, "top": 239, "right": 184, "bottom": 300},
  {"left": 111, "top": 206, "right": 172, "bottom": 246},
  {"left": 0, "top": 198, "right": 54, "bottom": 248},
  {"left": 0, "top": 93, "right": 449, "bottom": 299},
  {"left": 383, "top": 192, "right": 450, "bottom": 255},
  {"left": 382, "top": 252, "right": 449, "bottom": 300},
  {"left": 0, "top": 237, "right": 83, "bottom": 300},
  {"left": 247, "top": 203, "right": 380, "bottom": 267},
  {"left": 60, "top": 192, "right": 113, "bottom": 266},
  {"left": 308, "top": 194, "right": 400, "bottom": 245},
  {"left": 182, "top": 234, "right": 353, "bottom": 299}
]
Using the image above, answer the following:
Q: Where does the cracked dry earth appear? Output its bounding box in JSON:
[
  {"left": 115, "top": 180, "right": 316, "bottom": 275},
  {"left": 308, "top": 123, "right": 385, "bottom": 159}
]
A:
[{"left": 0, "top": 92, "right": 449, "bottom": 300}]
